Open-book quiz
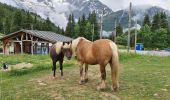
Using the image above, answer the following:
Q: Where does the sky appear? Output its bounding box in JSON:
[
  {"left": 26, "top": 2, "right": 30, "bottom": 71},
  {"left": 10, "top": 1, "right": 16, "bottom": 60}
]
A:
[{"left": 99, "top": 0, "right": 170, "bottom": 11}]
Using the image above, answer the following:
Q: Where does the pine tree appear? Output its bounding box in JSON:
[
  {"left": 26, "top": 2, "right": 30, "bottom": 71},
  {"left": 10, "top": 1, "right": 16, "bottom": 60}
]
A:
[
  {"left": 116, "top": 23, "right": 123, "bottom": 36},
  {"left": 91, "top": 11, "right": 99, "bottom": 40},
  {"left": 33, "top": 15, "right": 39, "bottom": 30},
  {"left": 160, "top": 12, "right": 168, "bottom": 29},
  {"left": 22, "top": 12, "right": 33, "bottom": 29},
  {"left": 61, "top": 28, "right": 65, "bottom": 35},
  {"left": 167, "top": 26, "right": 170, "bottom": 46},
  {"left": 65, "top": 14, "right": 72, "bottom": 37},
  {"left": 13, "top": 10, "right": 23, "bottom": 31},
  {"left": 85, "top": 22, "right": 92, "bottom": 40},
  {"left": 74, "top": 23, "right": 80, "bottom": 38},
  {"left": 71, "top": 14, "right": 75, "bottom": 37},
  {"left": 46, "top": 17, "right": 52, "bottom": 31},
  {"left": 0, "top": 18, "right": 3, "bottom": 33},
  {"left": 79, "top": 14, "right": 86, "bottom": 37},
  {"left": 143, "top": 14, "right": 151, "bottom": 26},
  {"left": 151, "top": 13, "right": 161, "bottom": 31},
  {"left": 78, "top": 17, "right": 81, "bottom": 25},
  {"left": 4, "top": 17, "right": 11, "bottom": 34}
]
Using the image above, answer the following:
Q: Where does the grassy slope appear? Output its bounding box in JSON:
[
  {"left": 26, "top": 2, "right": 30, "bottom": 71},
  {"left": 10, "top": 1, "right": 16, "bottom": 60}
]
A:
[{"left": 0, "top": 54, "right": 170, "bottom": 100}]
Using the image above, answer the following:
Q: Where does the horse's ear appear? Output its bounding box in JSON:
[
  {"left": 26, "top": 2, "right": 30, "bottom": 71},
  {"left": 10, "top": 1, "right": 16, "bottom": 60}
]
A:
[
  {"left": 63, "top": 42, "right": 65, "bottom": 45},
  {"left": 61, "top": 42, "right": 64, "bottom": 49}
]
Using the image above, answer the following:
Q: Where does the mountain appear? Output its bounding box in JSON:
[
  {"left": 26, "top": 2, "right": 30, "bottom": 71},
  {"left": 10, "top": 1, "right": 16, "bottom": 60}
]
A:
[
  {"left": 0, "top": 2, "right": 64, "bottom": 35},
  {"left": 0, "top": 0, "right": 113, "bottom": 28},
  {"left": 65, "top": 0, "right": 112, "bottom": 17},
  {"left": 103, "top": 5, "right": 170, "bottom": 31}
]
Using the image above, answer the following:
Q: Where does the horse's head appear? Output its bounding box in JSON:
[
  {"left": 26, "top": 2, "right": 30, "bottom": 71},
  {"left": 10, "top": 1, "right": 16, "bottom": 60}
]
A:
[{"left": 62, "top": 41, "right": 72, "bottom": 60}]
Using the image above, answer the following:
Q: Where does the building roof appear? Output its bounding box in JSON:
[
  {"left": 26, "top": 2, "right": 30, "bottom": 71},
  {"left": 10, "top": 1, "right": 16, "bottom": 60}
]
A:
[{"left": 0, "top": 29, "right": 73, "bottom": 42}]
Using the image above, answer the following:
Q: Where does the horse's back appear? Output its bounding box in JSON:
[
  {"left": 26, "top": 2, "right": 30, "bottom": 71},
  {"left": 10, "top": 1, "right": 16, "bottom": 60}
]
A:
[
  {"left": 92, "top": 39, "right": 116, "bottom": 64},
  {"left": 93, "top": 39, "right": 113, "bottom": 54}
]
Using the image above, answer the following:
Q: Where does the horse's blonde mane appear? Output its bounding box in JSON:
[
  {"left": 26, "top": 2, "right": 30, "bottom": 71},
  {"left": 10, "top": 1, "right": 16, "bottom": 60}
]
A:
[
  {"left": 55, "top": 42, "right": 63, "bottom": 54},
  {"left": 71, "top": 37, "right": 90, "bottom": 54}
]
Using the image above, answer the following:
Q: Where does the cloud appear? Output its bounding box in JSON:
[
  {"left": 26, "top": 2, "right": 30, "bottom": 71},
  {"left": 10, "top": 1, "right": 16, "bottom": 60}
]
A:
[{"left": 99, "top": 0, "right": 170, "bottom": 11}]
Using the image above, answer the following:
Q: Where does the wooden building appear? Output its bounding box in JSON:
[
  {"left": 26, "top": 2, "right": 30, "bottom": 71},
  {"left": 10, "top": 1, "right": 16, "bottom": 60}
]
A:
[{"left": 0, "top": 29, "right": 72, "bottom": 55}]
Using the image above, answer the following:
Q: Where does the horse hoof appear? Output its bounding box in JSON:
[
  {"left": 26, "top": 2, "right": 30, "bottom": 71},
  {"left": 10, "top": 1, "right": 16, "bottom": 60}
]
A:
[
  {"left": 97, "top": 85, "right": 106, "bottom": 91},
  {"left": 111, "top": 86, "right": 119, "bottom": 92},
  {"left": 52, "top": 77, "right": 56, "bottom": 80},
  {"left": 84, "top": 78, "right": 88, "bottom": 83},
  {"left": 61, "top": 76, "right": 64, "bottom": 79},
  {"left": 79, "top": 80, "right": 84, "bottom": 85}
]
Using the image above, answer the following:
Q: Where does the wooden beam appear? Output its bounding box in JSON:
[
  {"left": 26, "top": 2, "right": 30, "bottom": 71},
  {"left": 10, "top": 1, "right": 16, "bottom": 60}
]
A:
[
  {"left": 33, "top": 41, "right": 49, "bottom": 44},
  {"left": 22, "top": 40, "right": 32, "bottom": 42},
  {"left": 21, "top": 34, "right": 23, "bottom": 54},
  {"left": 26, "top": 33, "right": 28, "bottom": 40},
  {"left": 16, "top": 37, "right": 19, "bottom": 41},
  {"left": 36, "top": 38, "right": 38, "bottom": 42},
  {"left": 31, "top": 35, "right": 34, "bottom": 55},
  {"left": 21, "top": 42, "right": 23, "bottom": 54},
  {"left": 29, "top": 34, "right": 33, "bottom": 40},
  {"left": 21, "top": 34, "right": 24, "bottom": 41},
  {"left": 11, "top": 41, "right": 22, "bottom": 43}
]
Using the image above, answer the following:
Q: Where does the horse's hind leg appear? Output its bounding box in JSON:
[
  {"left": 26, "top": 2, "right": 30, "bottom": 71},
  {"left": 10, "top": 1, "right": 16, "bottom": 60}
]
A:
[
  {"left": 84, "top": 63, "right": 88, "bottom": 82},
  {"left": 59, "top": 58, "right": 64, "bottom": 78},
  {"left": 79, "top": 62, "right": 84, "bottom": 85},
  {"left": 97, "top": 64, "right": 106, "bottom": 90},
  {"left": 52, "top": 61, "right": 56, "bottom": 78}
]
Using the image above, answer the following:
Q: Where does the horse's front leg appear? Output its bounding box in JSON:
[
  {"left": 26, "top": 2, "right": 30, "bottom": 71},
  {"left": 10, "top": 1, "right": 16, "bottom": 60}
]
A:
[
  {"left": 97, "top": 64, "right": 106, "bottom": 90},
  {"left": 59, "top": 59, "right": 64, "bottom": 78},
  {"left": 52, "top": 61, "right": 56, "bottom": 79},
  {"left": 79, "top": 61, "right": 84, "bottom": 85},
  {"left": 84, "top": 63, "right": 88, "bottom": 83}
]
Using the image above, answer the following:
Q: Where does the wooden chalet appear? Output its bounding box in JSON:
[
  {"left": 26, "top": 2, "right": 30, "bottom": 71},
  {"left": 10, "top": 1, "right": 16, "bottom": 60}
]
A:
[{"left": 0, "top": 29, "right": 72, "bottom": 55}]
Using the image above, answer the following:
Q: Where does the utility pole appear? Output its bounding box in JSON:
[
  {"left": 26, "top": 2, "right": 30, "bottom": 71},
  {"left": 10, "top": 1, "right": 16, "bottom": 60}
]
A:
[
  {"left": 92, "top": 23, "right": 94, "bottom": 41},
  {"left": 127, "top": 2, "right": 132, "bottom": 52},
  {"left": 114, "top": 19, "right": 117, "bottom": 43},
  {"left": 100, "top": 8, "right": 104, "bottom": 39},
  {"left": 134, "top": 20, "right": 137, "bottom": 53},
  {"left": 100, "top": 15, "right": 103, "bottom": 39}
]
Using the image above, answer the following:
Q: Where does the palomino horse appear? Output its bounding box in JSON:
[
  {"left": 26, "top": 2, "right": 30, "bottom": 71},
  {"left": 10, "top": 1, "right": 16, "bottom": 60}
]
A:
[
  {"left": 71, "top": 37, "right": 119, "bottom": 91},
  {"left": 50, "top": 41, "right": 72, "bottom": 78}
]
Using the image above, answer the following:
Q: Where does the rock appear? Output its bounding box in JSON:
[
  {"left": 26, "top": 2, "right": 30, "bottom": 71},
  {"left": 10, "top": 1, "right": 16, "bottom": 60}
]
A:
[
  {"left": 161, "top": 88, "right": 168, "bottom": 91},
  {"left": 153, "top": 93, "right": 158, "bottom": 96}
]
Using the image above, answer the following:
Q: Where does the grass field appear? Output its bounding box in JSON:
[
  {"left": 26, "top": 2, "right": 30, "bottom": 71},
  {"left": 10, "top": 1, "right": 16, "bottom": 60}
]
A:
[{"left": 0, "top": 53, "right": 170, "bottom": 100}]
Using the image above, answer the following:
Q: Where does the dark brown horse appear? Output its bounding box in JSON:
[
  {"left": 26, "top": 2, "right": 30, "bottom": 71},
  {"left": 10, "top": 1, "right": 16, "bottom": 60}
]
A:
[
  {"left": 71, "top": 37, "right": 119, "bottom": 91},
  {"left": 50, "top": 41, "right": 72, "bottom": 78}
]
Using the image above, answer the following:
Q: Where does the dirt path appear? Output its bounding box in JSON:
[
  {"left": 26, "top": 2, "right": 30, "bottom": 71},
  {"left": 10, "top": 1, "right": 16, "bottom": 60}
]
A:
[{"left": 29, "top": 64, "right": 121, "bottom": 100}]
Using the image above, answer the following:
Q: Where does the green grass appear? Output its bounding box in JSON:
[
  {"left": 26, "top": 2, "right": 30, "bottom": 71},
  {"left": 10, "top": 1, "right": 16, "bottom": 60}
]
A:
[{"left": 0, "top": 53, "right": 170, "bottom": 100}]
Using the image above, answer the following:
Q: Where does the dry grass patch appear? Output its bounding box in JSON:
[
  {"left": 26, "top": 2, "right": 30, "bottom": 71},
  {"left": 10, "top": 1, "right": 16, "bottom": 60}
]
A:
[{"left": 28, "top": 64, "right": 120, "bottom": 100}]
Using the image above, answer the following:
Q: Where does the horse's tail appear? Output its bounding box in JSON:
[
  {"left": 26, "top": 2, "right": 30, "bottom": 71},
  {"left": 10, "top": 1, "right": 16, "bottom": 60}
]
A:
[{"left": 109, "top": 42, "right": 119, "bottom": 91}]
